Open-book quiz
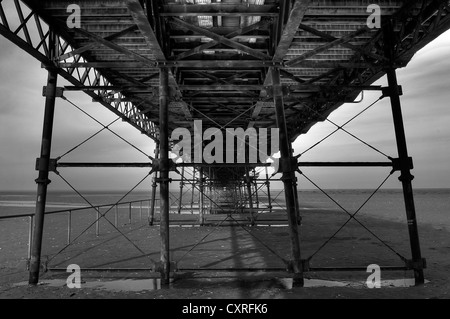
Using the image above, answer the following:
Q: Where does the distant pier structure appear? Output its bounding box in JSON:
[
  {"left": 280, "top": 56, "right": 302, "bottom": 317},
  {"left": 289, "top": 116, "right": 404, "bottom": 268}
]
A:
[{"left": 1, "top": 0, "right": 449, "bottom": 286}]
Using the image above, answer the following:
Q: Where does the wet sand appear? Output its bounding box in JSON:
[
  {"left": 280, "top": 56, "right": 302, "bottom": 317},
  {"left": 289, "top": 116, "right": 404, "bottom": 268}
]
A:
[{"left": 1, "top": 205, "right": 449, "bottom": 299}]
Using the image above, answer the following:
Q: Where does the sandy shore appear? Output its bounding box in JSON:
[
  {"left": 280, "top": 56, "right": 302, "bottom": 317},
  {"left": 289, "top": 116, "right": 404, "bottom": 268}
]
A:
[{"left": 0, "top": 207, "right": 449, "bottom": 299}]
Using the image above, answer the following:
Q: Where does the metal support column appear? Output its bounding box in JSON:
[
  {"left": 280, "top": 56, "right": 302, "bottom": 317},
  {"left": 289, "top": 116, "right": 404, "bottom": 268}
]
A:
[
  {"left": 199, "top": 167, "right": 205, "bottom": 225},
  {"left": 178, "top": 166, "right": 185, "bottom": 214},
  {"left": 29, "top": 32, "right": 58, "bottom": 285},
  {"left": 208, "top": 167, "right": 213, "bottom": 214},
  {"left": 159, "top": 67, "right": 171, "bottom": 284},
  {"left": 149, "top": 142, "right": 160, "bottom": 226},
  {"left": 253, "top": 168, "right": 260, "bottom": 211},
  {"left": 265, "top": 166, "right": 273, "bottom": 213},
  {"left": 272, "top": 67, "right": 304, "bottom": 286},
  {"left": 246, "top": 168, "right": 255, "bottom": 225},
  {"left": 384, "top": 22, "right": 425, "bottom": 286},
  {"left": 292, "top": 173, "right": 301, "bottom": 225},
  {"left": 238, "top": 181, "right": 243, "bottom": 213},
  {"left": 387, "top": 68, "right": 425, "bottom": 285},
  {"left": 190, "top": 167, "right": 196, "bottom": 215}
]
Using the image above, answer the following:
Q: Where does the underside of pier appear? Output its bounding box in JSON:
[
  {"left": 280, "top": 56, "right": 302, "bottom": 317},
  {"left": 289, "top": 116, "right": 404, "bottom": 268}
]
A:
[{"left": 1, "top": 0, "right": 450, "bottom": 287}]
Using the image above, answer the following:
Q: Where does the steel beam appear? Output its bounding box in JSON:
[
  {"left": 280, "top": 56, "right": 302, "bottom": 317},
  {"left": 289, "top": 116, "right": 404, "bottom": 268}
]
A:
[
  {"left": 29, "top": 32, "right": 58, "bottom": 285},
  {"left": 173, "top": 19, "right": 271, "bottom": 61},
  {"left": 246, "top": 168, "right": 255, "bottom": 226},
  {"left": 178, "top": 166, "right": 185, "bottom": 215},
  {"left": 273, "top": 0, "right": 311, "bottom": 62},
  {"left": 387, "top": 67, "right": 425, "bottom": 285},
  {"left": 190, "top": 167, "right": 196, "bottom": 215},
  {"left": 298, "top": 23, "right": 389, "bottom": 62},
  {"left": 69, "top": 27, "right": 157, "bottom": 68},
  {"left": 161, "top": 4, "right": 278, "bottom": 16},
  {"left": 253, "top": 0, "right": 310, "bottom": 123},
  {"left": 292, "top": 173, "right": 301, "bottom": 225},
  {"left": 385, "top": 21, "right": 425, "bottom": 286},
  {"left": 199, "top": 167, "right": 205, "bottom": 226},
  {"left": 285, "top": 26, "right": 372, "bottom": 68},
  {"left": 208, "top": 167, "right": 213, "bottom": 215},
  {"left": 159, "top": 67, "right": 171, "bottom": 284},
  {"left": 253, "top": 168, "right": 260, "bottom": 211},
  {"left": 272, "top": 67, "right": 304, "bottom": 287},
  {"left": 149, "top": 143, "right": 159, "bottom": 226},
  {"left": 55, "top": 161, "right": 394, "bottom": 169},
  {"left": 0, "top": 6, "right": 157, "bottom": 139},
  {"left": 385, "top": 37, "right": 424, "bottom": 287},
  {"left": 265, "top": 166, "right": 273, "bottom": 214},
  {"left": 170, "top": 18, "right": 272, "bottom": 61}
]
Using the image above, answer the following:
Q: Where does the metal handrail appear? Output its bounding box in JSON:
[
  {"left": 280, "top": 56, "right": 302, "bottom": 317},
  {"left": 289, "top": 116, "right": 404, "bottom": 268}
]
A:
[
  {"left": 0, "top": 198, "right": 159, "bottom": 220},
  {"left": 0, "top": 198, "right": 160, "bottom": 264}
]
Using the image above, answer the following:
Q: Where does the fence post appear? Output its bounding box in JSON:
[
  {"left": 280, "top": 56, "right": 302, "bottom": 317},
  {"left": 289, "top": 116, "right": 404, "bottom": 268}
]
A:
[
  {"left": 199, "top": 167, "right": 204, "bottom": 225},
  {"left": 96, "top": 208, "right": 100, "bottom": 236},
  {"left": 265, "top": 166, "right": 273, "bottom": 214},
  {"left": 67, "top": 211, "right": 72, "bottom": 245},
  {"left": 190, "top": 167, "right": 196, "bottom": 215},
  {"left": 27, "top": 216, "right": 33, "bottom": 269},
  {"left": 129, "top": 203, "right": 132, "bottom": 224},
  {"left": 115, "top": 204, "right": 119, "bottom": 227}
]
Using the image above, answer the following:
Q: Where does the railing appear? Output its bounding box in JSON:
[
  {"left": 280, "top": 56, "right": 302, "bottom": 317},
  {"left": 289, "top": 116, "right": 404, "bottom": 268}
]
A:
[{"left": 0, "top": 198, "right": 159, "bottom": 264}]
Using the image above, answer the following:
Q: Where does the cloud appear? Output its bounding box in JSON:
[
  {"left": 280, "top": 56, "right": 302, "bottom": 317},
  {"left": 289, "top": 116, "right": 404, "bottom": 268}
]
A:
[
  {"left": 0, "top": 23, "right": 449, "bottom": 191},
  {"left": 0, "top": 36, "right": 155, "bottom": 191},
  {"left": 293, "top": 30, "right": 450, "bottom": 188}
]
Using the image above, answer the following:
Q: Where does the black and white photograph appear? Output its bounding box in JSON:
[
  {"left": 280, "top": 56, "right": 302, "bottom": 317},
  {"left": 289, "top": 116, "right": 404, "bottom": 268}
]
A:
[{"left": 0, "top": 0, "right": 450, "bottom": 306}]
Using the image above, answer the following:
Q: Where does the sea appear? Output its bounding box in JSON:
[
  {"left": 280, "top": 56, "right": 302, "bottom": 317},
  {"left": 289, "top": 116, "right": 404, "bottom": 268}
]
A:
[{"left": 1, "top": 188, "right": 449, "bottom": 230}]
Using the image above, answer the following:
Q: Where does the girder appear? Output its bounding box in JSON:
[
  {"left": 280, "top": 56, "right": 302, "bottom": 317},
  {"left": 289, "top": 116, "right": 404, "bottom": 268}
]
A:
[{"left": 3, "top": 0, "right": 449, "bottom": 287}]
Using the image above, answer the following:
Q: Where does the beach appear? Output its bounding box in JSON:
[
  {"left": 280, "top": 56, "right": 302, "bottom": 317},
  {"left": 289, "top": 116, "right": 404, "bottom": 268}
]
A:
[{"left": 0, "top": 189, "right": 449, "bottom": 299}]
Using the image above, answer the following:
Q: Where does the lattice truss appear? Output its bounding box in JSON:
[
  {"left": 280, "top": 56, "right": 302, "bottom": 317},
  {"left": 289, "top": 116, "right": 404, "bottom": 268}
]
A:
[
  {"left": 0, "top": 0, "right": 158, "bottom": 139},
  {"left": 1, "top": 1, "right": 449, "bottom": 143}
]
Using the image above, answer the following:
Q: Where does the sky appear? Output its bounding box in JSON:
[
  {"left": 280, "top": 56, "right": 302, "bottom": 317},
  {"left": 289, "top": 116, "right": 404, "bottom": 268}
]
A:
[{"left": 0, "top": 19, "right": 450, "bottom": 192}]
